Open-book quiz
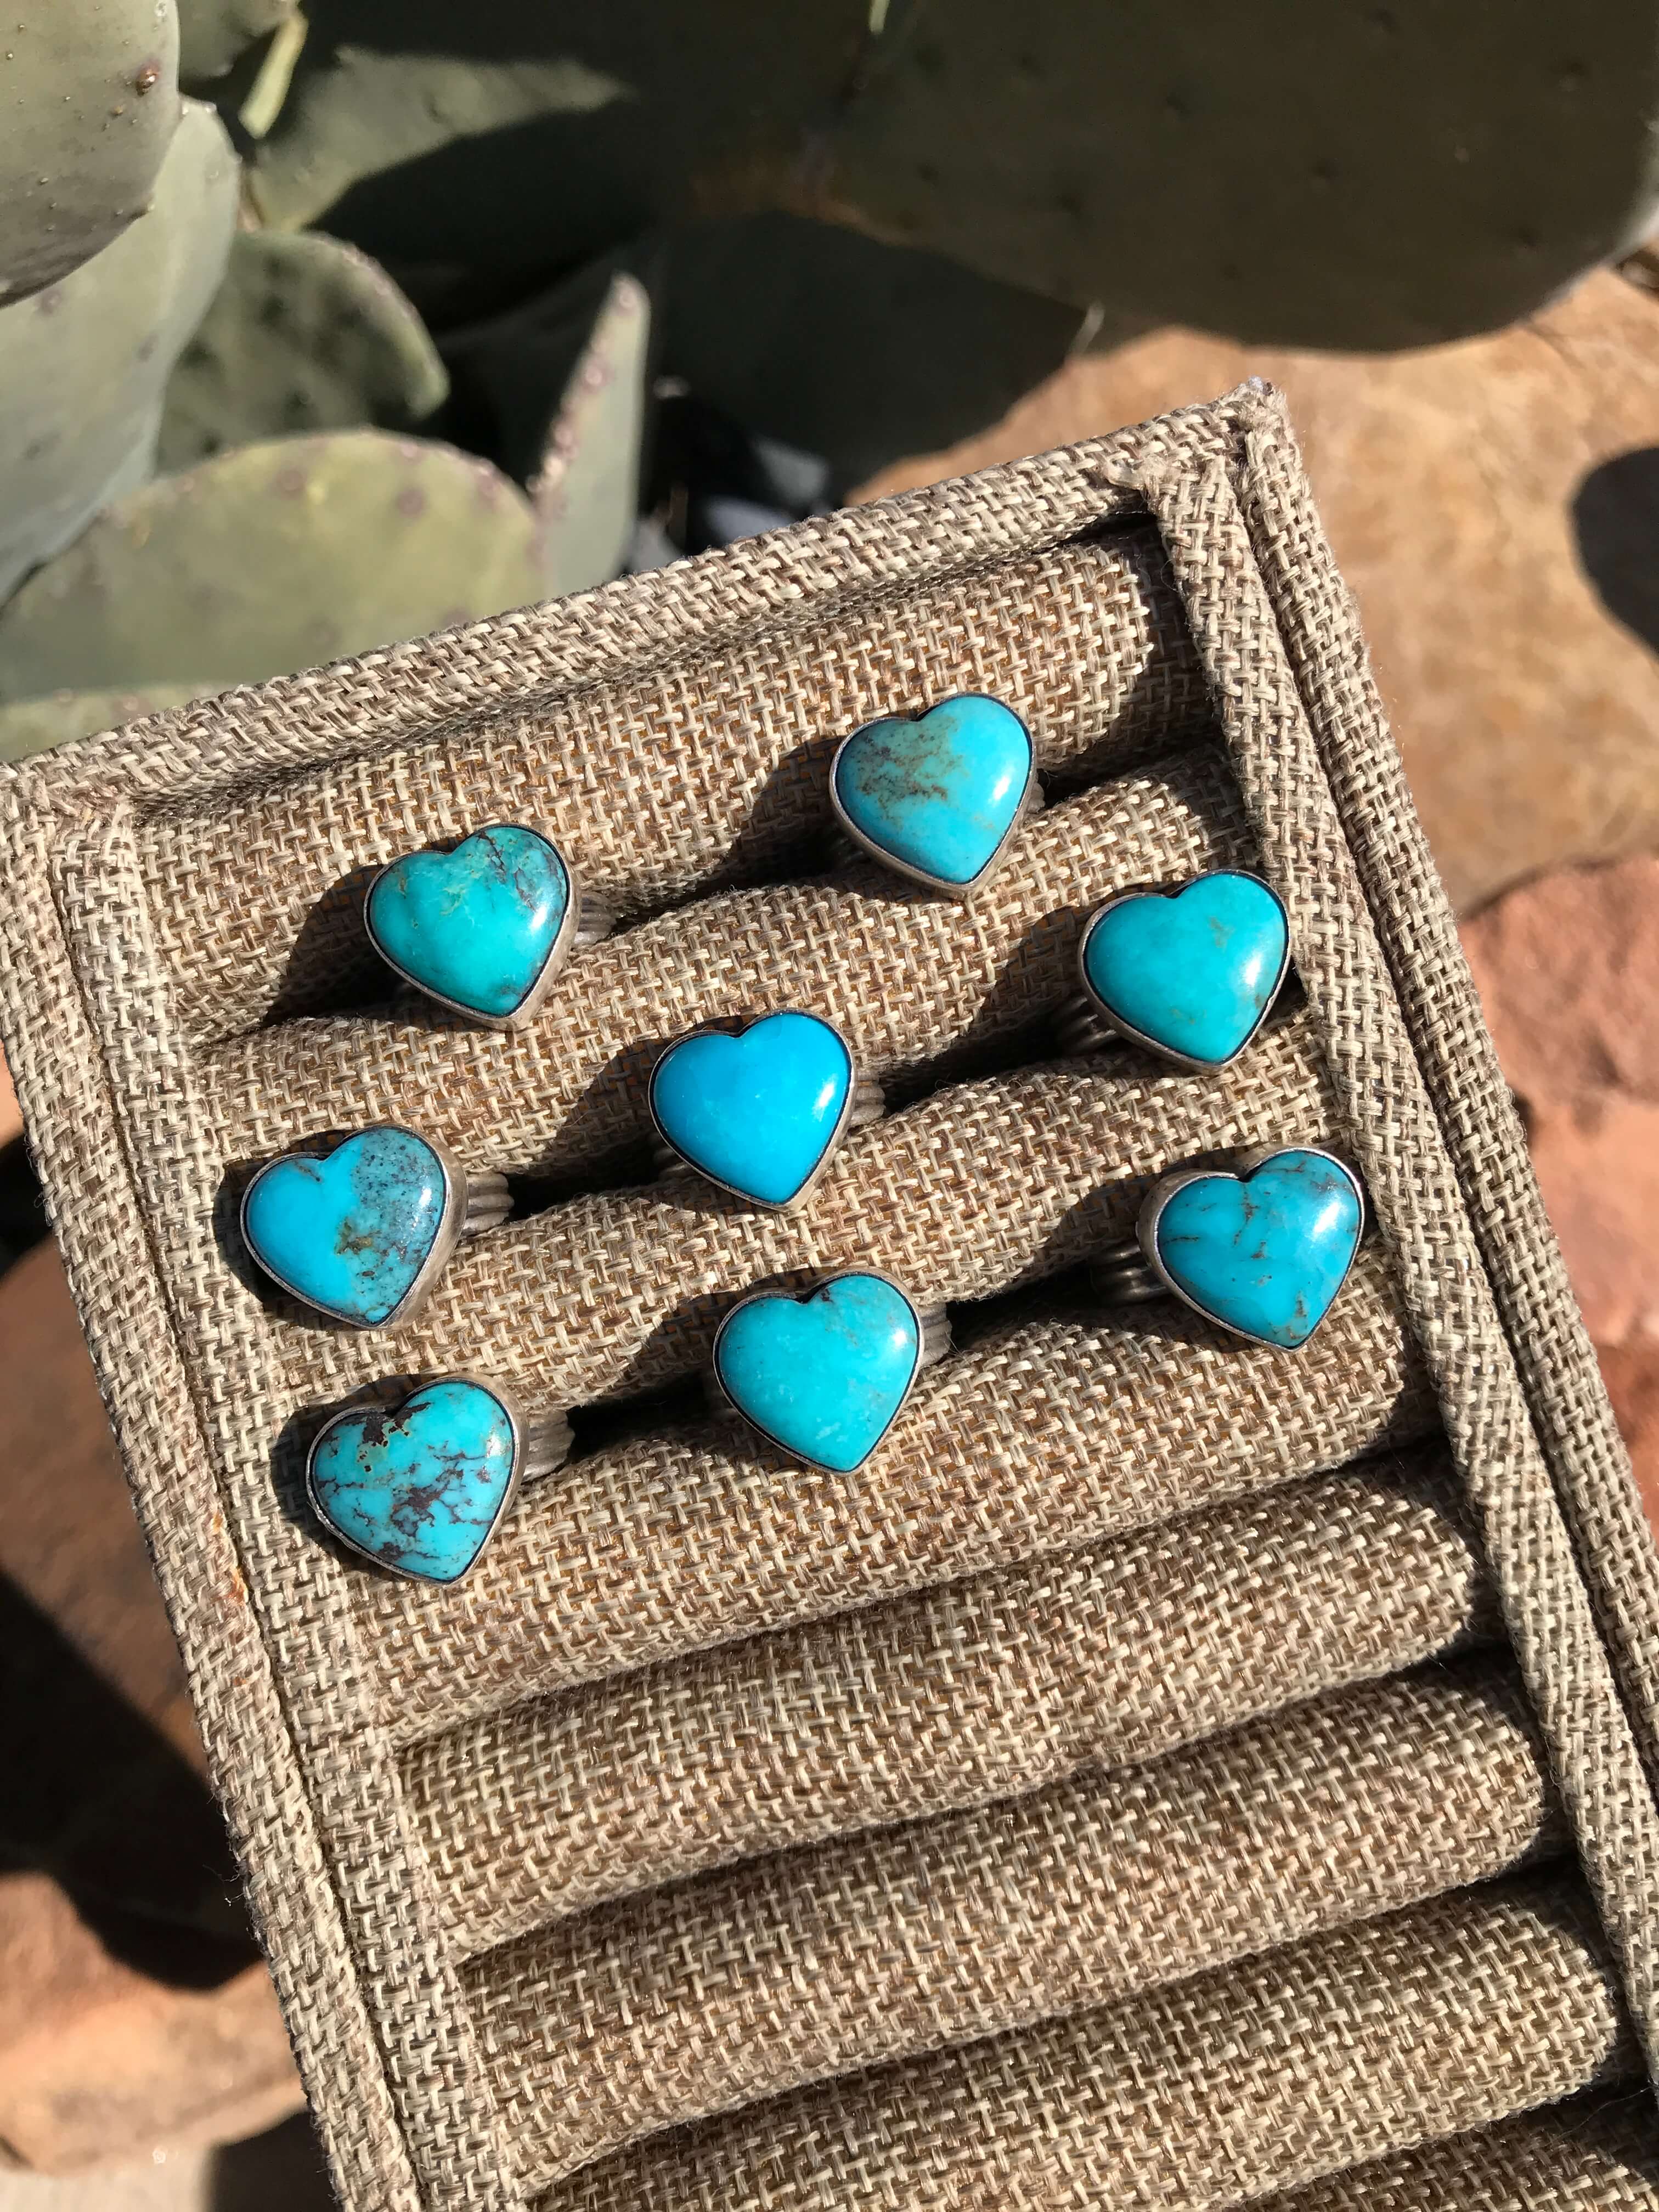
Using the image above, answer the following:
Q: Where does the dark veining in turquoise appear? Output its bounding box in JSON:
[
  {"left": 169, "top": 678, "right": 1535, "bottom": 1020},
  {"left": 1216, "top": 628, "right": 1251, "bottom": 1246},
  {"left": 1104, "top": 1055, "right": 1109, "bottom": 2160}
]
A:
[
  {"left": 1151, "top": 1149, "right": 1363, "bottom": 1348},
  {"left": 366, "top": 824, "right": 569, "bottom": 1020},
  {"left": 308, "top": 1378, "right": 517, "bottom": 1583},
  {"left": 832, "top": 695, "right": 1032, "bottom": 888},
  {"left": 242, "top": 1126, "right": 445, "bottom": 1327}
]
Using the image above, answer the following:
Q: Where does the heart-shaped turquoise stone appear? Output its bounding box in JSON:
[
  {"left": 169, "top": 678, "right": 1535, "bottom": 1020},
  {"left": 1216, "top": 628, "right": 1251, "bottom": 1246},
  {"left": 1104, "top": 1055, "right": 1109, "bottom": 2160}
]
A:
[
  {"left": 309, "top": 1379, "right": 517, "bottom": 1583},
  {"left": 651, "top": 1011, "right": 853, "bottom": 1207},
  {"left": 366, "top": 825, "right": 569, "bottom": 1020},
  {"left": 242, "top": 1126, "right": 445, "bottom": 1327},
  {"left": 714, "top": 1272, "right": 922, "bottom": 1472},
  {"left": 1082, "top": 872, "right": 1289, "bottom": 1067},
  {"left": 1149, "top": 1149, "right": 1363, "bottom": 1349},
  {"left": 832, "top": 694, "right": 1032, "bottom": 889}
]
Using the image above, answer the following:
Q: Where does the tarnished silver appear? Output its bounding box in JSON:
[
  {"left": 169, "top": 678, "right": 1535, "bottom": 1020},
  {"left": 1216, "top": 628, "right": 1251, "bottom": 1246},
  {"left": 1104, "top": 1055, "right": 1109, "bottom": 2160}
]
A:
[
  {"left": 1090, "top": 1143, "right": 1365, "bottom": 1350},
  {"left": 304, "top": 1372, "right": 572, "bottom": 1587},
  {"left": 826, "top": 698, "right": 1042, "bottom": 900},
  {"left": 365, "top": 821, "right": 616, "bottom": 1031},
  {"left": 1059, "top": 872, "right": 1291, "bottom": 1070},
  {"left": 648, "top": 1011, "right": 885, "bottom": 1211},
  {"left": 240, "top": 1122, "right": 511, "bottom": 1332},
  {"left": 704, "top": 1270, "right": 952, "bottom": 1471}
]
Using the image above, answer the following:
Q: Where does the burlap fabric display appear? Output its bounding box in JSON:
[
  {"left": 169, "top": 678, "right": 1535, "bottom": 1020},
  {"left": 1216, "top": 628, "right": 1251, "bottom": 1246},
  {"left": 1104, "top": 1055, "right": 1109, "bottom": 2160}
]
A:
[{"left": 2, "top": 382, "right": 1657, "bottom": 2209}]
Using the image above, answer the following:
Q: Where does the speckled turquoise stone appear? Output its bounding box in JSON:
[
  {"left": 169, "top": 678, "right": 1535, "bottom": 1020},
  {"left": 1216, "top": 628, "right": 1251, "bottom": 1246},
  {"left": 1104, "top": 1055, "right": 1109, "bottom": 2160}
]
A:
[
  {"left": 308, "top": 1379, "right": 517, "bottom": 1583},
  {"left": 651, "top": 1011, "right": 853, "bottom": 1207},
  {"left": 242, "top": 1126, "right": 445, "bottom": 1327},
  {"left": 366, "top": 825, "right": 569, "bottom": 1020},
  {"left": 714, "top": 1272, "right": 922, "bottom": 1472},
  {"left": 832, "top": 695, "right": 1032, "bottom": 889},
  {"left": 1150, "top": 1149, "right": 1363, "bottom": 1350},
  {"left": 1081, "top": 872, "right": 1289, "bottom": 1067}
]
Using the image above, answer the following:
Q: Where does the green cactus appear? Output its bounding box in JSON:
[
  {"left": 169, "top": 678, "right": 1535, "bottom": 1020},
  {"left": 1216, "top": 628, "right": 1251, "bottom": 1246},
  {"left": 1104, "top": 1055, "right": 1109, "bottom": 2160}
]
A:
[
  {"left": 248, "top": 45, "right": 641, "bottom": 238},
  {"left": 244, "top": 13, "right": 868, "bottom": 318},
  {"left": 531, "top": 272, "right": 650, "bottom": 597},
  {"left": 0, "top": 2, "right": 184, "bottom": 303},
  {"left": 0, "top": 430, "right": 554, "bottom": 702},
  {"left": 825, "top": 0, "right": 1659, "bottom": 347},
  {"left": 445, "top": 264, "right": 650, "bottom": 596},
  {"left": 0, "top": 100, "right": 239, "bottom": 604},
  {"left": 178, "top": 0, "right": 298, "bottom": 84},
  {"left": 0, "top": 685, "right": 206, "bottom": 766},
  {"left": 157, "top": 230, "right": 449, "bottom": 471}
]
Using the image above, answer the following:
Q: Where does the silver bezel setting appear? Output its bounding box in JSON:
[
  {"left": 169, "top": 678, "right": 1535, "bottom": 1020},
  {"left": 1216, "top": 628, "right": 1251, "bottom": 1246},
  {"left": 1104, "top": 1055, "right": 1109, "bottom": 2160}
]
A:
[
  {"left": 304, "top": 1371, "right": 560, "bottom": 1585},
  {"left": 364, "top": 821, "right": 588, "bottom": 1032},
  {"left": 646, "top": 1009, "right": 865, "bottom": 1213},
  {"left": 1074, "top": 871, "right": 1292, "bottom": 1073},
  {"left": 1135, "top": 1143, "right": 1367, "bottom": 1351},
  {"left": 826, "top": 694, "right": 1040, "bottom": 901},
  {"left": 709, "top": 1268, "right": 941, "bottom": 1474},
  {"left": 240, "top": 1121, "right": 475, "bottom": 1332}
]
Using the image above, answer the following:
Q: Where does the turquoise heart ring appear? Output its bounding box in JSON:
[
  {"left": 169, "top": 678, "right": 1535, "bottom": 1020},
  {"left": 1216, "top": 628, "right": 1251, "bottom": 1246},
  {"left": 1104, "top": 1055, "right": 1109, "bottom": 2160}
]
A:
[
  {"left": 709, "top": 1270, "right": 952, "bottom": 1473},
  {"left": 365, "top": 822, "right": 615, "bottom": 1029},
  {"left": 1092, "top": 1146, "right": 1365, "bottom": 1350},
  {"left": 306, "top": 1374, "right": 572, "bottom": 1584},
  {"left": 240, "top": 1123, "right": 510, "bottom": 1329},
  {"left": 1058, "top": 871, "right": 1291, "bottom": 1070},
  {"left": 829, "top": 693, "right": 1040, "bottom": 898},
  {"left": 648, "top": 1009, "right": 884, "bottom": 1210}
]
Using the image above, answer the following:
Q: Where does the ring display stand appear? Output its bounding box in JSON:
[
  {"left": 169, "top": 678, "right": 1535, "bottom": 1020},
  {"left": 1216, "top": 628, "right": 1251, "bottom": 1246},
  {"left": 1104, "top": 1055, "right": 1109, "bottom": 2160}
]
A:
[{"left": 2, "top": 384, "right": 1655, "bottom": 2212}]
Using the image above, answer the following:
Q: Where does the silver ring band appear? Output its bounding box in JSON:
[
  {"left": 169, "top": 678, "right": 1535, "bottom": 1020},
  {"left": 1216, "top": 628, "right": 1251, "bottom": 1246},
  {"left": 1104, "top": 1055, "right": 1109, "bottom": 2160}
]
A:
[
  {"left": 1056, "top": 992, "right": 1124, "bottom": 1060},
  {"left": 520, "top": 1407, "right": 575, "bottom": 1481},
  {"left": 915, "top": 1304, "right": 954, "bottom": 1368},
  {"left": 1090, "top": 1235, "right": 1167, "bottom": 1304},
  {"left": 572, "top": 893, "right": 616, "bottom": 950},
  {"left": 459, "top": 1169, "right": 513, "bottom": 1240}
]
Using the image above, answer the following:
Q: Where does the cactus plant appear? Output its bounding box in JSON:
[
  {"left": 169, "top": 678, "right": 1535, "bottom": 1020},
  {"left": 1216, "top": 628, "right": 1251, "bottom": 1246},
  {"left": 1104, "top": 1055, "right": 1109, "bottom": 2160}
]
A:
[
  {"left": 247, "top": 45, "right": 646, "bottom": 239},
  {"left": 0, "top": 431, "right": 554, "bottom": 702},
  {"left": 445, "top": 264, "right": 651, "bottom": 595},
  {"left": 531, "top": 273, "right": 650, "bottom": 597},
  {"left": 822, "top": 0, "right": 1659, "bottom": 347},
  {"left": 245, "top": 13, "right": 868, "bottom": 317},
  {"left": 0, "top": 2, "right": 183, "bottom": 303},
  {"left": 0, "top": 686, "right": 206, "bottom": 766},
  {"left": 178, "top": 0, "right": 298, "bottom": 83},
  {"left": 0, "top": 101, "right": 239, "bottom": 604},
  {"left": 157, "top": 230, "right": 449, "bottom": 471}
]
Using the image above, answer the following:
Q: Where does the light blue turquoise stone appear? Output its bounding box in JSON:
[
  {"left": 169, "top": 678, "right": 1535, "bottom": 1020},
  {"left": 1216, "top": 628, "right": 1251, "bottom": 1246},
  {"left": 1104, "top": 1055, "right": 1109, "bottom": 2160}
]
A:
[
  {"left": 715, "top": 1273, "right": 922, "bottom": 1472},
  {"left": 1151, "top": 1149, "right": 1363, "bottom": 1350},
  {"left": 1082, "top": 872, "right": 1289, "bottom": 1066},
  {"left": 651, "top": 1012, "right": 853, "bottom": 1206},
  {"left": 242, "top": 1126, "right": 444, "bottom": 1327},
  {"left": 832, "top": 694, "right": 1032, "bottom": 888},
  {"left": 366, "top": 825, "right": 568, "bottom": 1019},
  {"left": 309, "top": 1379, "right": 516, "bottom": 1583}
]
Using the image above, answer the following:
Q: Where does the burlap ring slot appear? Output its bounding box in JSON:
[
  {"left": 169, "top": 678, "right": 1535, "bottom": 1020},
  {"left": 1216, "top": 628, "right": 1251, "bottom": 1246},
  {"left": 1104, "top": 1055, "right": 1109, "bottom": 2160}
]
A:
[{"left": 2, "top": 384, "right": 1657, "bottom": 2212}]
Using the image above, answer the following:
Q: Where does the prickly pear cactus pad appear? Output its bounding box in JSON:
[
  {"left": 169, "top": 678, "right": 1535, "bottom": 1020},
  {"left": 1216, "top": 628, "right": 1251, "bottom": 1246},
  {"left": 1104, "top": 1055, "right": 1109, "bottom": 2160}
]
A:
[
  {"left": 0, "top": 430, "right": 551, "bottom": 699},
  {"left": 158, "top": 230, "right": 450, "bottom": 470},
  {"left": 825, "top": 1, "right": 1659, "bottom": 347},
  {"left": 178, "top": 0, "right": 297, "bottom": 82},
  {"left": 0, "top": 2, "right": 183, "bottom": 303},
  {"left": 532, "top": 273, "right": 649, "bottom": 596},
  {"left": 0, "top": 100, "right": 238, "bottom": 605}
]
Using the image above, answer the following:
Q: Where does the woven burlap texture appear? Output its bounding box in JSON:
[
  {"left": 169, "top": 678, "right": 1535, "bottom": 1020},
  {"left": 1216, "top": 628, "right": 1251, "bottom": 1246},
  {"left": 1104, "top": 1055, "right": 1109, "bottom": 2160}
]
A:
[{"left": 0, "top": 383, "right": 1655, "bottom": 2211}]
